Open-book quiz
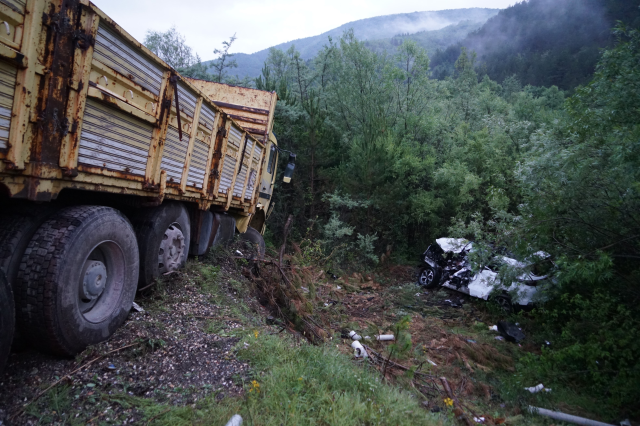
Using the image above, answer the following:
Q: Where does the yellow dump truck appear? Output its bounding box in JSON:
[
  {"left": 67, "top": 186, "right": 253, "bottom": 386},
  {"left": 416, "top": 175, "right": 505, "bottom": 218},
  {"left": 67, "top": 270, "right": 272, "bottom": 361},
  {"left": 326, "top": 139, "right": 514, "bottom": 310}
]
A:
[{"left": 0, "top": 0, "right": 291, "bottom": 366}]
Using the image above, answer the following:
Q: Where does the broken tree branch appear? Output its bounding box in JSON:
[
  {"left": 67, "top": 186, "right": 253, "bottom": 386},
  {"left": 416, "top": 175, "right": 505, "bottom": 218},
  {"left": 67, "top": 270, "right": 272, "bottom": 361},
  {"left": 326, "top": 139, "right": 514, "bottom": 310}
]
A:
[
  {"left": 440, "top": 376, "right": 473, "bottom": 426},
  {"left": 279, "top": 215, "right": 293, "bottom": 267}
]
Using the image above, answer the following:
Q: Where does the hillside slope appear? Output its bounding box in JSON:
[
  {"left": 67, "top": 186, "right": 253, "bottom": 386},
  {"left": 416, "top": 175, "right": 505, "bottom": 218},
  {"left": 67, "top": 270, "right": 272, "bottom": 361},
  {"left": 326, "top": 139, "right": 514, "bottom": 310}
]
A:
[
  {"left": 211, "top": 8, "right": 499, "bottom": 80},
  {"left": 364, "top": 20, "right": 488, "bottom": 57},
  {"left": 431, "top": 0, "right": 640, "bottom": 89}
]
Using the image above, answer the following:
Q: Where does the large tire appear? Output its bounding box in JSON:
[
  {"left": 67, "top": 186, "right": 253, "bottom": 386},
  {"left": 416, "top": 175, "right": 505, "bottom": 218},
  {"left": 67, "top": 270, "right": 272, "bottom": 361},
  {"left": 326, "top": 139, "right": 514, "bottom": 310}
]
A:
[
  {"left": 0, "top": 270, "right": 14, "bottom": 372},
  {"left": 0, "top": 205, "right": 57, "bottom": 292},
  {"left": 133, "top": 202, "right": 191, "bottom": 288},
  {"left": 417, "top": 266, "right": 441, "bottom": 289},
  {"left": 239, "top": 226, "right": 266, "bottom": 260},
  {"left": 15, "top": 206, "right": 139, "bottom": 356},
  {"left": 211, "top": 213, "right": 236, "bottom": 249}
]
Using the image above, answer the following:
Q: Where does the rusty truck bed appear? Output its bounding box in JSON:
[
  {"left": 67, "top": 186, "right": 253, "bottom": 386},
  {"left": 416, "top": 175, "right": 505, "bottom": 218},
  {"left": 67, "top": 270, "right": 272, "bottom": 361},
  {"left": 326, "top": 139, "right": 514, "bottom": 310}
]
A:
[{"left": 0, "top": 0, "right": 275, "bottom": 216}]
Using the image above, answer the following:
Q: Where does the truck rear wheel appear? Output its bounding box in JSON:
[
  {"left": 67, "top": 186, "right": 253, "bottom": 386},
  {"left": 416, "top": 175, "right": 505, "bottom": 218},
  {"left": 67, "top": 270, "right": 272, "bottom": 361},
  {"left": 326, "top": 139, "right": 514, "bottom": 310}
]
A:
[
  {"left": 0, "top": 270, "right": 14, "bottom": 372},
  {"left": 15, "top": 206, "right": 139, "bottom": 356},
  {"left": 134, "top": 202, "right": 191, "bottom": 288},
  {"left": 0, "top": 205, "right": 57, "bottom": 291},
  {"left": 239, "top": 226, "right": 266, "bottom": 260}
]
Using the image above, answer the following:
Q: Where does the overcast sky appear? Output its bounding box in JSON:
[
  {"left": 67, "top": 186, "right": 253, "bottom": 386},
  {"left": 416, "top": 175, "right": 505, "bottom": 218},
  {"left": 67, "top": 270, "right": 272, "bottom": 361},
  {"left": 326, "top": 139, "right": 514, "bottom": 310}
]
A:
[{"left": 92, "top": 0, "right": 516, "bottom": 60}]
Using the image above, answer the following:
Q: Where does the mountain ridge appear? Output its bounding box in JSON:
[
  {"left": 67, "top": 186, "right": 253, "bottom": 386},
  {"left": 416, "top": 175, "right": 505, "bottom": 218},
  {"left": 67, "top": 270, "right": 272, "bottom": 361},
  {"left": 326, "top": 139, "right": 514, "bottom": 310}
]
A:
[{"left": 206, "top": 8, "right": 499, "bottom": 81}]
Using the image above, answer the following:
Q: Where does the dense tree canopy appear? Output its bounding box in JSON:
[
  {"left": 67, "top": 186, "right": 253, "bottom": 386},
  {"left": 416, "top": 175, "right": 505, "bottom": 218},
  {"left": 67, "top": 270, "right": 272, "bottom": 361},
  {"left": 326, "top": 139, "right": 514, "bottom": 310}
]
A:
[
  {"left": 144, "top": 17, "right": 640, "bottom": 414},
  {"left": 257, "top": 24, "right": 639, "bottom": 412},
  {"left": 431, "top": 0, "right": 640, "bottom": 89}
]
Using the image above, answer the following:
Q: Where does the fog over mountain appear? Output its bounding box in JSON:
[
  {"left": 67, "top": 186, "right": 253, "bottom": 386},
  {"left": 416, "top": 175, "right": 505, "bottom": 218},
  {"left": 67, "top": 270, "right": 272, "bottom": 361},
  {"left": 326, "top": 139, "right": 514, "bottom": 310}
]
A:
[
  {"left": 207, "top": 8, "right": 499, "bottom": 81},
  {"left": 430, "top": 0, "right": 640, "bottom": 89}
]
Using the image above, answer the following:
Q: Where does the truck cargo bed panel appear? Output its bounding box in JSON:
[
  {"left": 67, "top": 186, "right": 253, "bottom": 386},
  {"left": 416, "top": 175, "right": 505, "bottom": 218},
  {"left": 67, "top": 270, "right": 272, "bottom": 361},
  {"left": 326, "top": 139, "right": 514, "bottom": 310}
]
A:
[
  {"left": 94, "top": 24, "right": 163, "bottom": 96},
  {"left": 78, "top": 99, "right": 153, "bottom": 176},
  {"left": 186, "top": 138, "right": 208, "bottom": 189},
  {"left": 0, "top": 60, "right": 17, "bottom": 150},
  {"left": 161, "top": 126, "right": 189, "bottom": 184}
]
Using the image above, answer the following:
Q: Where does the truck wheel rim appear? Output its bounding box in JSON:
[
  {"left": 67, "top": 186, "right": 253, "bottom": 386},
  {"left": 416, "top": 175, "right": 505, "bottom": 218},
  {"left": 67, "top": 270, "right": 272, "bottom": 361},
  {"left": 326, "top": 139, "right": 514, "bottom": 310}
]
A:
[
  {"left": 158, "top": 223, "right": 185, "bottom": 274},
  {"left": 420, "top": 269, "right": 434, "bottom": 285},
  {"left": 78, "top": 241, "right": 126, "bottom": 323}
]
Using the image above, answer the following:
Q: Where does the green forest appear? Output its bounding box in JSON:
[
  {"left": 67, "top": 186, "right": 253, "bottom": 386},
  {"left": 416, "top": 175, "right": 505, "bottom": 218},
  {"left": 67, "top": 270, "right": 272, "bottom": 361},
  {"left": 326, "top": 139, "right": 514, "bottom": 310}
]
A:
[
  {"left": 431, "top": 0, "right": 640, "bottom": 88},
  {"left": 144, "top": 4, "right": 640, "bottom": 417}
]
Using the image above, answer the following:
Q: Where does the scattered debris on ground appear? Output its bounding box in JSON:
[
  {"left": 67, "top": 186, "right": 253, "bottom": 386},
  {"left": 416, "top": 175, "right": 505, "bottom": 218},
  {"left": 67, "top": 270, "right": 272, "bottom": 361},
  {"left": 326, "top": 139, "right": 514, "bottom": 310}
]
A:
[{"left": 0, "top": 239, "right": 625, "bottom": 425}]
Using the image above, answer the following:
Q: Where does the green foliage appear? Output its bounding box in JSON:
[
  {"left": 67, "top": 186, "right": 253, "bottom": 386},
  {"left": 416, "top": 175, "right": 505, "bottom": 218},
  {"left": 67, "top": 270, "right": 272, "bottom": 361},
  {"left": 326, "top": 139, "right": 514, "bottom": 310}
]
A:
[
  {"left": 431, "top": 0, "right": 640, "bottom": 90},
  {"left": 210, "top": 34, "right": 238, "bottom": 83},
  {"left": 388, "top": 315, "right": 413, "bottom": 361},
  {"left": 257, "top": 18, "right": 640, "bottom": 417},
  {"left": 143, "top": 27, "right": 197, "bottom": 69}
]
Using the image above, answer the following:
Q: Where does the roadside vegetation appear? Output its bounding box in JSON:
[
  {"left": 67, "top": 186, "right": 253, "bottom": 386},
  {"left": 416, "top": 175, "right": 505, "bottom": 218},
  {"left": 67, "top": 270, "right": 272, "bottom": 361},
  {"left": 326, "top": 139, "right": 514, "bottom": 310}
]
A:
[{"left": 133, "top": 13, "right": 640, "bottom": 423}]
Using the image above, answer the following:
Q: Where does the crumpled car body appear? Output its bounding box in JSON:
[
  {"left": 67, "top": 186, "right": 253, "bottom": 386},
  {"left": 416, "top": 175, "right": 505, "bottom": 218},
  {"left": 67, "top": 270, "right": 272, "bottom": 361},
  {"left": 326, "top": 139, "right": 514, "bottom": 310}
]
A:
[{"left": 418, "top": 238, "right": 552, "bottom": 306}]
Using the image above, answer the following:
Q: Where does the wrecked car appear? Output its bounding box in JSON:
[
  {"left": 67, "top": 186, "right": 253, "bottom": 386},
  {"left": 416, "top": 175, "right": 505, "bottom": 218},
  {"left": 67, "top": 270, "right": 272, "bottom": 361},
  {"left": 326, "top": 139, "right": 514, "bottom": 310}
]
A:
[{"left": 417, "top": 238, "right": 553, "bottom": 310}]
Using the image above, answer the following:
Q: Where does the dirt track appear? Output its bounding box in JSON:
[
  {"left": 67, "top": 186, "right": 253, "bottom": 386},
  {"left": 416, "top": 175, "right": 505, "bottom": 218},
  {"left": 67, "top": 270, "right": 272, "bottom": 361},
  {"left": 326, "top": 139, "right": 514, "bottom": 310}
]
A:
[{"left": 0, "top": 260, "right": 260, "bottom": 425}]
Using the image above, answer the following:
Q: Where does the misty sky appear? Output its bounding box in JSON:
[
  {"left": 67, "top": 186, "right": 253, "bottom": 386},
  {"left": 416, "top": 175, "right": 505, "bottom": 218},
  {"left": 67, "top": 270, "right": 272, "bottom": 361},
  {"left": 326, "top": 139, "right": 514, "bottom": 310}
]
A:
[{"left": 92, "top": 0, "right": 516, "bottom": 60}]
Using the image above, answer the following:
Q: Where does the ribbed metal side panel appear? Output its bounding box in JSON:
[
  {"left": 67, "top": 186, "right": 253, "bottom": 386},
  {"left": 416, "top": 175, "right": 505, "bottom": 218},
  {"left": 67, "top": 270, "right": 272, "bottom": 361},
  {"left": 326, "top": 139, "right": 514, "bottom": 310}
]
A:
[
  {"left": 233, "top": 138, "right": 253, "bottom": 197},
  {"left": 218, "top": 155, "right": 236, "bottom": 194},
  {"left": 0, "top": 0, "right": 25, "bottom": 14},
  {"left": 244, "top": 144, "right": 264, "bottom": 199},
  {"left": 94, "top": 24, "right": 163, "bottom": 95},
  {"left": 199, "top": 102, "right": 217, "bottom": 131},
  {"left": 186, "top": 138, "right": 209, "bottom": 189},
  {"left": 78, "top": 98, "right": 153, "bottom": 175},
  {"left": 228, "top": 125, "right": 243, "bottom": 147},
  {"left": 233, "top": 166, "right": 247, "bottom": 198},
  {"left": 161, "top": 126, "right": 189, "bottom": 184},
  {"left": 0, "top": 60, "right": 17, "bottom": 150},
  {"left": 177, "top": 81, "right": 197, "bottom": 118},
  {"left": 245, "top": 170, "right": 257, "bottom": 200}
]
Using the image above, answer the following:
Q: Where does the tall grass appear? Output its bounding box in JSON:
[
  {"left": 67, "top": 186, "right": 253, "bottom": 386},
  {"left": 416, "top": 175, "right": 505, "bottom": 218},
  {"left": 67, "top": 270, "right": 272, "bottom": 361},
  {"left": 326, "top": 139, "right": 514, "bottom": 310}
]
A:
[{"left": 145, "top": 333, "right": 447, "bottom": 425}]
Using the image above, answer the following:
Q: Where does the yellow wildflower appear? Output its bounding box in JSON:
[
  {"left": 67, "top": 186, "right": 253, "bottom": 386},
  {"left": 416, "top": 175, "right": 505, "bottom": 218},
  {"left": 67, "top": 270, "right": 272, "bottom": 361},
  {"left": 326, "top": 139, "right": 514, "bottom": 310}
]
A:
[
  {"left": 249, "top": 380, "right": 260, "bottom": 393},
  {"left": 444, "top": 398, "right": 454, "bottom": 407},
  {"left": 254, "top": 331, "right": 259, "bottom": 338}
]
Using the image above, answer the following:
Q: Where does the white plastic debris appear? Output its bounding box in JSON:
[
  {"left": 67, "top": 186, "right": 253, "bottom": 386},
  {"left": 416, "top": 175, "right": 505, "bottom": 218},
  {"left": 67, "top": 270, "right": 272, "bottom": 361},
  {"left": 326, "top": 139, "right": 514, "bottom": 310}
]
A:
[
  {"left": 376, "top": 334, "right": 395, "bottom": 341},
  {"left": 131, "top": 302, "right": 144, "bottom": 313},
  {"left": 224, "top": 414, "right": 243, "bottom": 426},
  {"left": 351, "top": 340, "right": 368, "bottom": 358},
  {"left": 495, "top": 336, "right": 505, "bottom": 341},
  {"left": 529, "top": 406, "right": 615, "bottom": 426},
  {"left": 235, "top": 250, "right": 243, "bottom": 256},
  {"left": 336, "top": 286, "right": 342, "bottom": 290},
  {"left": 474, "top": 417, "right": 486, "bottom": 423},
  {"left": 525, "top": 384, "right": 551, "bottom": 393},
  {"left": 364, "top": 336, "right": 372, "bottom": 341},
  {"left": 348, "top": 331, "right": 362, "bottom": 341},
  {"left": 427, "top": 359, "right": 437, "bottom": 366},
  {"left": 620, "top": 420, "right": 631, "bottom": 426},
  {"left": 489, "top": 325, "right": 498, "bottom": 331}
]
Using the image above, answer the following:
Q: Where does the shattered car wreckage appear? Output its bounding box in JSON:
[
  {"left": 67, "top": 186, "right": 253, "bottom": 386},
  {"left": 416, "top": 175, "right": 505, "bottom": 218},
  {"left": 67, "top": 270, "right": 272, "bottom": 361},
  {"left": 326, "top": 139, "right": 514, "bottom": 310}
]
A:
[{"left": 417, "top": 238, "right": 553, "bottom": 309}]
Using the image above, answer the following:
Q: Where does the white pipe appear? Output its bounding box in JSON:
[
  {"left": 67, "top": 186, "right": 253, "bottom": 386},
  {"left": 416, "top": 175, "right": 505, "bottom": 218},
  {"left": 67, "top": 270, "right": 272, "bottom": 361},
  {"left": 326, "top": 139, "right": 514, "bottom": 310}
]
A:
[
  {"left": 351, "top": 340, "right": 368, "bottom": 358},
  {"left": 376, "top": 334, "right": 395, "bottom": 341},
  {"left": 529, "top": 406, "right": 614, "bottom": 426},
  {"left": 348, "top": 331, "right": 362, "bottom": 340},
  {"left": 224, "top": 414, "right": 243, "bottom": 426}
]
